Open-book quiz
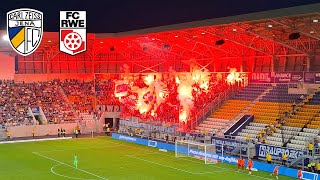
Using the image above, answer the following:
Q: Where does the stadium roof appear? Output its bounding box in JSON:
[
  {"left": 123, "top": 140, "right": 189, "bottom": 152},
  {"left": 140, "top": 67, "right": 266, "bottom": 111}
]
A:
[
  {"left": 105, "top": 3, "right": 320, "bottom": 37},
  {"left": 1, "top": 3, "right": 320, "bottom": 59}
]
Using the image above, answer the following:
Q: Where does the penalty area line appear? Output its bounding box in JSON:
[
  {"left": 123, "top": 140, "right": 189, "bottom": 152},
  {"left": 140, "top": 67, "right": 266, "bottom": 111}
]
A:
[
  {"left": 126, "top": 154, "right": 215, "bottom": 175},
  {"left": 118, "top": 142, "right": 274, "bottom": 179},
  {"left": 234, "top": 170, "right": 273, "bottom": 180},
  {"left": 33, "top": 152, "right": 108, "bottom": 180}
]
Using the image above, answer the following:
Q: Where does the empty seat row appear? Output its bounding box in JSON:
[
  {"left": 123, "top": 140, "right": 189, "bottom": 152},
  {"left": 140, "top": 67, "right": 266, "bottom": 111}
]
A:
[{"left": 287, "top": 143, "right": 306, "bottom": 150}]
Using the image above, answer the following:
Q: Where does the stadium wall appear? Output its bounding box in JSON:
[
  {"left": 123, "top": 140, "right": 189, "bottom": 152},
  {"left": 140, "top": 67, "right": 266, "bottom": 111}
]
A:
[
  {"left": 112, "top": 133, "right": 311, "bottom": 179},
  {"left": 7, "top": 123, "right": 78, "bottom": 138},
  {"left": 0, "top": 53, "right": 14, "bottom": 80}
]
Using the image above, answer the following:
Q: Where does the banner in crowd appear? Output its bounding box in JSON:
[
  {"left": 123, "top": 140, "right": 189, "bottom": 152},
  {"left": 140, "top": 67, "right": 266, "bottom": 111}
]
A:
[
  {"left": 290, "top": 72, "right": 304, "bottom": 83},
  {"left": 114, "top": 80, "right": 129, "bottom": 97},
  {"left": 315, "top": 72, "right": 320, "bottom": 84},
  {"left": 96, "top": 105, "right": 123, "bottom": 112},
  {"left": 250, "top": 72, "right": 272, "bottom": 83},
  {"left": 31, "top": 107, "right": 40, "bottom": 113},
  {"left": 272, "top": 72, "right": 291, "bottom": 83},
  {"left": 304, "top": 72, "right": 315, "bottom": 84},
  {"left": 256, "top": 144, "right": 307, "bottom": 163},
  {"left": 250, "top": 72, "right": 320, "bottom": 84},
  {"left": 211, "top": 137, "right": 247, "bottom": 154}
]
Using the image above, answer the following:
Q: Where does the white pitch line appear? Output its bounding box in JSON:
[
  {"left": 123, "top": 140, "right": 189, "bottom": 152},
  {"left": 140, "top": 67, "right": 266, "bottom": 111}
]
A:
[
  {"left": 33, "top": 152, "right": 108, "bottom": 180},
  {"left": 234, "top": 170, "right": 274, "bottom": 180},
  {"left": 114, "top": 138, "right": 275, "bottom": 179},
  {"left": 0, "top": 137, "right": 72, "bottom": 144},
  {"left": 51, "top": 164, "right": 96, "bottom": 180},
  {"left": 126, "top": 154, "right": 216, "bottom": 175}
]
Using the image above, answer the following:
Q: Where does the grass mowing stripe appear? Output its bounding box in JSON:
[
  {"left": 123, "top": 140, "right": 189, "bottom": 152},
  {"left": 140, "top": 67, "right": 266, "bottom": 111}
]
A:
[
  {"left": 0, "top": 136, "right": 292, "bottom": 180},
  {"left": 112, "top": 137, "right": 276, "bottom": 180},
  {"left": 35, "top": 144, "right": 123, "bottom": 153},
  {"left": 33, "top": 152, "right": 108, "bottom": 180}
]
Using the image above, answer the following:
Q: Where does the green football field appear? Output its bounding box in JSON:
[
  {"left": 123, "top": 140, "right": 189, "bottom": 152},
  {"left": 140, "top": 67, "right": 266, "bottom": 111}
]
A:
[{"left": 0, "top": 136, "right": 295, "bottom": 180}]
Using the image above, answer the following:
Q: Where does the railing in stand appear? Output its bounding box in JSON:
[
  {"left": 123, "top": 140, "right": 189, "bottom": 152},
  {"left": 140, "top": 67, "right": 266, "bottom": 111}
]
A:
[{"left": 191, "top": 86, "right": 239, "bottom": 130}]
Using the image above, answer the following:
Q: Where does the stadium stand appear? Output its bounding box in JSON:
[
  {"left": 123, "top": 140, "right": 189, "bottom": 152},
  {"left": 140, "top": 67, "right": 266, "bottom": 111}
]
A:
[
  {"left": 260, "top": 84, "right": 304, "bottom": 103},
  {"left": 209, "top": 100, "right": 250, "bottom": 120},
  {"left": 0, "top": 81, "right": 34, "bottom": 127},
  {"left": 0, "top": 80, "right": 94, "bottom": 128},
  {"left": 235, "top": 84, "right": 308, "bottom": 147},
  {"left": 194, "top": 83, "right": 272, "bottom": 136},
  {"left": 232, "top": 83, "right": 271, "bottom": 101},
  {"left": 233, "top": 85, "right": 320, "bottom": 151},
  {"left": 195, "top": 118, "right": 229, "bottom": 134},
  {"left": 60, "top": 79, "right": 95, "bottom": 113}
]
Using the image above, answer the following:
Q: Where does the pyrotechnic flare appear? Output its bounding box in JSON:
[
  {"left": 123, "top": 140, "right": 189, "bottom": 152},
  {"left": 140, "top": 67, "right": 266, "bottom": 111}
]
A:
[{"left": 227, "top": 68, "right": 242, "bottom": 85}]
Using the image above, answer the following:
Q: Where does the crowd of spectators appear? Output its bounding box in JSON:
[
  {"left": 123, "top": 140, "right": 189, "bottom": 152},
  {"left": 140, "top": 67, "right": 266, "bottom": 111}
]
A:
[
  {"left": 60, "top": 79, "right": 95, "bottom": 113},
  {"left": 95, "top": 79, "right": 121, "bottom": 106},
  {"left": 0, "top": 75, "right": 232, "bottom": 129},
  {"left": 104, "top": 75, "right": 232, "bottom": 125},
  {"left": 0, "top": 80, "right": 34, "bottom": 127},
  {"left": 36, "top": 80, "right": 76, "bottom": 124},
  {"left": 0, "top": 80, "right": 77, "bottom": 128}
]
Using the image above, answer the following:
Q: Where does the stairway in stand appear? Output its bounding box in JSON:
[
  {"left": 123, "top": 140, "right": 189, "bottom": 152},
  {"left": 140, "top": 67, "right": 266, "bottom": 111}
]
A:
[
  {"left": 194, "top": 84, "right": 273, "bottom": 137},
  {"left": 59, "top": 86, "right": 80, "bottom": 121},
  {"left": 0, "top": 129, "right": 6, "bottom": 140},
  {"left": 216, "top": 85, "right": 274, "bottom": 137}
]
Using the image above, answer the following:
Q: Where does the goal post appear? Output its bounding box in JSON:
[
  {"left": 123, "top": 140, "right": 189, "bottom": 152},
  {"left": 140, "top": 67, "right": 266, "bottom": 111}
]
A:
[{"left": 175, "top": 140, "right": 218, "bottom": 164}]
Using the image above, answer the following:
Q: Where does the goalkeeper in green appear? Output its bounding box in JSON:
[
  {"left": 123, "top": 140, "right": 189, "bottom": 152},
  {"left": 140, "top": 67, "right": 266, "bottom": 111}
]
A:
[{"left": 74, "top": 154, "right": 78, "bottom": 169}]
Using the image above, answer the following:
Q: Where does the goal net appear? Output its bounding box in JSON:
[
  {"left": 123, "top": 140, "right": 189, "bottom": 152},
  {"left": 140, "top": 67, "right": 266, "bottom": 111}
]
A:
[{"left": 175, "top": 140, "right": 218, "bottom": 164}]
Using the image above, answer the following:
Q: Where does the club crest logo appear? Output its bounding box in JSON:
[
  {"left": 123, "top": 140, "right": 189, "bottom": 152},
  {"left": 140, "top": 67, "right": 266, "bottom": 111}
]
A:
[
  {"left": 60, "top": 11, "right": 86, "bottom": 55},
  {"left": 7, "top": 8, "right": 43, "bottom": 56}
]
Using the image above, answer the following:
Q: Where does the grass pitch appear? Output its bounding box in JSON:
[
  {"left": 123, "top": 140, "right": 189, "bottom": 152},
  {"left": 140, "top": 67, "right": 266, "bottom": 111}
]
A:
[{"left": 0, "top": 136, "right": 294, "bottom": 179}]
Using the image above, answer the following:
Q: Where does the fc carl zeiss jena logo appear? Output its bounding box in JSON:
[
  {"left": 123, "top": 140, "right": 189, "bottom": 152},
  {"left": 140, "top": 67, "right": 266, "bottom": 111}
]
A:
[
  {"left": 7, "top": 8, "right": 43, "bottom": 56},
  {"left": 60, "top": 11, "right": 86, "bottom": 55}
]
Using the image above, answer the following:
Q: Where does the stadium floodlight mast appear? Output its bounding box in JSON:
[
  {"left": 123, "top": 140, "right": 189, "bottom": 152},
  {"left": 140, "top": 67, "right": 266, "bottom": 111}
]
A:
[{"left": 2, "top": 35, "right": 9, "bottom": 41}]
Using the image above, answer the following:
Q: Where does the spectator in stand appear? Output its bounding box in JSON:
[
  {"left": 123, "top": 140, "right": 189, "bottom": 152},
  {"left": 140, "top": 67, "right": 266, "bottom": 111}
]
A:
[
  {"left": 256, "top": 133, "right": 262, "bottom": 142},
  {"left": 292, "top": 101, "right": 297, "bottom": 111},
  {"left": 32, "top": 129, "right": 35, "bottom": 138},
  {"left": 311, "top": 161, "right": 316, "bottom": 172},
  {"left": 246, "top": 133, "right": 250, "bottom": 142},
  {"left": 266, "top": 152, "right": 272, "bottom": 164},
  {"left": 75, "top": 129, "right": 79, "bottom": 138},
  {"left": 308, "top": 142, "right": 313, "bottom": 156},
  {"left": 106, "top": 127, "right": 110, "bottom": 136},
  {"left": 308, "top": 162, "right": 312, "bottom": 172},
  {"left": 6, "top": 130, "right": 10, "bottom": 140},
  {"left": 165, "top": 134, "right": 169, "bottom": 143},
  {"left": 282, "top": 152, "right": 287, "bottom": 166}
]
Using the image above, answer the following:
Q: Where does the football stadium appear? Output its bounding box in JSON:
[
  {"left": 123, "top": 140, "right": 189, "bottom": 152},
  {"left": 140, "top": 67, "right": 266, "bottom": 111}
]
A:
[{"left": 1, "top": 1, "right": 320, "bottom": 179}]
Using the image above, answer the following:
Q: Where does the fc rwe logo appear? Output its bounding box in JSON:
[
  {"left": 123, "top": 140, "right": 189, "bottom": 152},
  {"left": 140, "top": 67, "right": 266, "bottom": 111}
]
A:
[{"left": 60, "top": 11, "right": 86, "bottom": 55}]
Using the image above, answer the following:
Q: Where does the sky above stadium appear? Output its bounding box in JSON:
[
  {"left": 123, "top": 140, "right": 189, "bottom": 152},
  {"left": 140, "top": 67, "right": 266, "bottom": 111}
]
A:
[{"left": 0, "top": 0, "right": 319, "bottom": 33}]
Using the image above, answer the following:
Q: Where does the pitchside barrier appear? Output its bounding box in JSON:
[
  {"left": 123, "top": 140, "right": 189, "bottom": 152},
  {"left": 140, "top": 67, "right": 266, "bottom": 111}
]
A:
[{"left": 112, "top": 133, "right": 319, "bottom": 179}]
